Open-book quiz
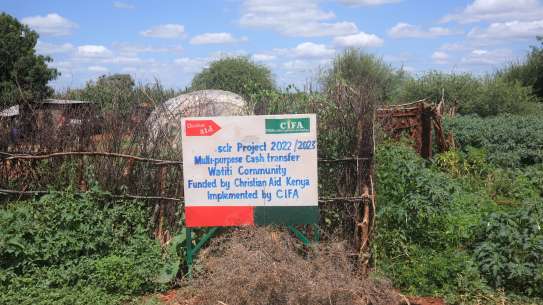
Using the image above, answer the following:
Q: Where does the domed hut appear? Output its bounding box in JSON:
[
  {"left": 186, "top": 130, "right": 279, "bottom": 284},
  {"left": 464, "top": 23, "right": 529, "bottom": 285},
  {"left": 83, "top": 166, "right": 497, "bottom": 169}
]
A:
[{"left": 146, "top": 90, "right": 250, "bottom": 150}]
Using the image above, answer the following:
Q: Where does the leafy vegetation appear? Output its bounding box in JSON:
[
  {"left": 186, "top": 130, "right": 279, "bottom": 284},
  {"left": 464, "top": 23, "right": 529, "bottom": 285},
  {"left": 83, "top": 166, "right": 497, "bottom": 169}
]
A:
[
  {"left": 0, "top": 189, "right": 183, "bottom": 305},
  {"left": 445, "top": 114, "right": 543, "bottom": 167},
  {"left": 499, "top": 37, "right": 543, "bottom": 99},
  {"left": 0, "top": 12, "right": 59, "bottom": 108},
  {"left": 190, "top": 56, "right": 275, "bottom": 102},
  {"left": 374, "top": 142, "right": 492, "bottom": 297},
  {"left": 321, "top": 48, "right": 406, "bottom": 102},
  {"left": 58, "top": 75, "right": 181, "bottom": 111},
  {"left": 474, "top": 204, "right": 543, "bottom": 297},
  {"left": 374, "top": 139, "right": 543, "bottom": 304},
  {"left": 398, "top": 71, "right": 539, "bottom": 116}
]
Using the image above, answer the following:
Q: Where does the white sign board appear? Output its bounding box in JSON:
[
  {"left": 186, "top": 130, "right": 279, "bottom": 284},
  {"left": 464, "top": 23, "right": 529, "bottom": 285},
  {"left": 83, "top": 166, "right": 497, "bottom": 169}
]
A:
[{"left": 181, "top": 114, "right": 318, "bottom": 227}]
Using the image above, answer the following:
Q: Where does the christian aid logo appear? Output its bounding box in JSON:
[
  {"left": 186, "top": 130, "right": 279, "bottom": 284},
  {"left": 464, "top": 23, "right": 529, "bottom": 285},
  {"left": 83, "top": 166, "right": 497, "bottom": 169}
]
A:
[{"left": 185, "top": 120, "right": 221, "bottom": 136}]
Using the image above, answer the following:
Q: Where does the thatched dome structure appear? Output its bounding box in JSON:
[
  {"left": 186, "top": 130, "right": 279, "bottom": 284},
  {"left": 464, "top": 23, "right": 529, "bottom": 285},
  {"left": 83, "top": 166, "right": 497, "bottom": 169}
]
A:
[{"left": 146, "top": 90, "right": 250, "bottom": 149}]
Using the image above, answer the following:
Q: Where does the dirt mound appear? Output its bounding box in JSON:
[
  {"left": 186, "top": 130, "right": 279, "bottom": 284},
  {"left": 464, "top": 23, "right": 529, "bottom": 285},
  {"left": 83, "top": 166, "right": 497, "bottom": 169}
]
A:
[{"left": 174, "top": 227, "right": 402, "bottom": 305}]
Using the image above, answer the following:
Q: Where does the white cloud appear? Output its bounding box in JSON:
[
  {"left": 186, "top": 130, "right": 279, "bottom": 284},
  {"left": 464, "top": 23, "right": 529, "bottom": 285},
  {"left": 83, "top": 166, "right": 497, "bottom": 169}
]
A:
[
  {"left": 36, "top": 41, "right": 75, "bottom": 54},
  {"left": 337, "top": 0, "right": 401, "bottom": 6},
  {"left": 113, "top": 1, "right": 135, "bottom": 9},
  {"left": 77, "top": 45, "right": 113, "bottom": 58},
  {"left": 468, "top": 20, "right": 543, "bottom": 41},
  {"left": 291, "top": 42, "right": 335, "bottom": 58},
  {"left": 50, "top": 60, "right": 77, "bottom": 75},
  {"left": 288, "top": 22, "right": 358, "bottom": 37},
  {"left": 442, "top": 0, "right": 543, "bottom": 23},
  {"left": 383, "top": 53, "right": 411, "bottom": 63},
  {"left": 88, "top": 66, "right": 109, "bottom": 72},
  {"left": 239, "top": 0, "right": 358, "bottom": 37},
  {"left": 189, "top": 32, "right": 248, "bottom": 45},
  {"left": 140, "top": 24, "right": 185, "bottom": 38},
  {"left": 22, "top": 13, "right": 77, "bottom": 36},
  {"left": 461, "top": 48, "right": 514, "bottom": 65},
  {"left": 282, "top": 59, "right": 313, "bottom": 71},
  {"left": 103, "top": 56, "right": 144, "bottom": 65},
  {"left": 281, "top": 58, "right": 329, "bottom": 77},
  {"left": 432, "top": 51, "right": 449, "bottom": 64},
  {"left": 253, "top": 54, "right": 276, "bottom": 61},
  {"left": 439, "top": 42, "right": 468, "bottom": 52},
  {"left": 174, "top": 57, "right": 210, "bottom": 73},
  {"left": 113, "top": 43, "right": 183, "bottom": 56},
  {"left": 121, "top": 67, "right": 138, "bottom": 73},
  {"left": 388, "top": 22, "right": 457, "bottom": 38},
  {"left": 403, "top": 66, "right": 416, "bottom": 73},
  {"left": 333, "top": 32, "right": 384, "bottom": 47}
]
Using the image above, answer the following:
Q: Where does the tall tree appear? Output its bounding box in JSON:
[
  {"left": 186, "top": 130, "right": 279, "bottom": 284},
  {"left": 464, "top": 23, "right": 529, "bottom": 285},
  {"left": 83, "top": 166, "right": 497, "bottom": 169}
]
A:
[{"left": 0, "top": 13, "right": 59, "bottom": 108}]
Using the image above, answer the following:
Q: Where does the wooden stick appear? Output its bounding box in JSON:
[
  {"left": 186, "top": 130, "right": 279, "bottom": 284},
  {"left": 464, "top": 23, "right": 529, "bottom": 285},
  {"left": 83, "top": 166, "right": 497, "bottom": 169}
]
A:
[
  {"left": 1, "top": 151, "right": 182, "bottom": 165},
  {"left": 2, "top": 151, "right": 367, "bottom": 164}
]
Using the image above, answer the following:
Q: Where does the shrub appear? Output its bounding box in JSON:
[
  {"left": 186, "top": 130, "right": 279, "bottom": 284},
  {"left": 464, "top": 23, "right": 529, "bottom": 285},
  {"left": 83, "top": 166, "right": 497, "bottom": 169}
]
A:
[
  {"left": 59, "top": 75, "right": 179, "bottom": 112},
  {"left": 473, "top": 203, "right": 543, "bottom": 297},
  {"left": 374, "top": 142, "right": 495, "bottom": 296},
  {"left": 445, "top": 114, "right": 543, "bottom": 167},
  {"left": 0, "top": 189, "right": 176, "bottom": 305},
  {"left": 523, "top": 164, "right": 543, "bottom": 197},
  {"left": 397, "top": 71, "right": 538, "bottom": 116},
  {"left": 398, "top": 71, "right": 480, "bottom": 109},
  {"left": 472, "top": 77, "right": 538, "bottom": 116},
  {"left": 498, "top": 37, "right": 543, "bottom": 99},
  {"left": 321, "top": 48, "right": 404, "bottom": 103},
  {"left": 190, "top": 56, "right": 274, "bottom": 101}
]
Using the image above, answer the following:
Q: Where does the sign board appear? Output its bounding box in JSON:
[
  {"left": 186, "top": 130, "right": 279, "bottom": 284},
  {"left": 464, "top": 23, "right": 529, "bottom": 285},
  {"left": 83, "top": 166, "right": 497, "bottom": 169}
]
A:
[{"left": 181, "top": 114, "right": 318, "bottom": 227}]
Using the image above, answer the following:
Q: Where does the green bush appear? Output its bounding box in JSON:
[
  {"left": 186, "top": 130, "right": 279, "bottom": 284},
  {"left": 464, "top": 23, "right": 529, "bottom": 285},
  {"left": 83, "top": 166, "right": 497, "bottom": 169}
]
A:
[
  {"left": 445, "top": 114, "right": 543, "bottom": 167},
  {"left": 473, "top": 203, "right": 543, "bottom": 297},
  {"left": 398, "top": 71, "right": 538, "bottom": 116},
  {"left": 321, "top": 48, "right": 405, "bottom": 103},
  {"left": 374, "top": 142, "right": 495, "bottom": 296},
  {"left": 433, "top": 148, "right": 540, "bottom": 204},
  {"left": 523, "top": 164, "right": 543, "bottom": 197},
  {"left": 58, "top": 75, "right": 181, "bottom": 115},
  {"left": 486, "top": 168, "right": 540, "bottom": 203},
  {"left": 398, "top": 71, "right": 480, "bottom": 109},
  {"left": 190, "top": 56, "right": 275, "bottom": 101},
  {"left": 472, "top": 77, "right": 538, "bottom": 116},
  {"left": 498, "top": 37, "right": 543, "bottom": 99},
  {"left": 0, "top": 189, "right": 177, "bottom": 305}
]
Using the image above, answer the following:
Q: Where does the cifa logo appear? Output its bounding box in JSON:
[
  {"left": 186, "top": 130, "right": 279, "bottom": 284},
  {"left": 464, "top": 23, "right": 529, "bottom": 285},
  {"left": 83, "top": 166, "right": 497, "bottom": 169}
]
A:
[{"left": 280, "top": 119, "right": 304, "bottom": 130}]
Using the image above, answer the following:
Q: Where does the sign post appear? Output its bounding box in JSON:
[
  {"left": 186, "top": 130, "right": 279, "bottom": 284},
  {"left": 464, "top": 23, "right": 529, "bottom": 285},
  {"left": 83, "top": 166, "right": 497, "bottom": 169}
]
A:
[{"left": 181, "top": 114, "right": 319, "bottom": 272}]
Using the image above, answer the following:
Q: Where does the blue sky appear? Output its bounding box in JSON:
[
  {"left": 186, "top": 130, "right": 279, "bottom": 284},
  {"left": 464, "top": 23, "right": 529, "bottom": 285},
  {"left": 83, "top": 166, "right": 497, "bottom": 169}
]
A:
[{"left": 3, "top": 0, "right": 543, "bottom": 90}]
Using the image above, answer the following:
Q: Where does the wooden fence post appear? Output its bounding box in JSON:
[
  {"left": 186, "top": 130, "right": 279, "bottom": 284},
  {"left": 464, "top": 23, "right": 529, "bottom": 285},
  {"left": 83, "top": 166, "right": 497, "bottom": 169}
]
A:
[
  {"left": 355, "top": 103, "right": 375, "bottom": 275},
  {"left": 421, "top": 103, "right": 433, "bottom": 159}
]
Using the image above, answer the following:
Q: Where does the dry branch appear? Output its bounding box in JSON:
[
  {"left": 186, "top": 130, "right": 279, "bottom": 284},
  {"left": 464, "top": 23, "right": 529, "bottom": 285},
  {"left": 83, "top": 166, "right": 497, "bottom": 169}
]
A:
[
  {"left": 1, "top": 151, "right": 367, "bottom": 164},
  {"left": 1, "top": 151, "right": 182, "bottom": 165}
]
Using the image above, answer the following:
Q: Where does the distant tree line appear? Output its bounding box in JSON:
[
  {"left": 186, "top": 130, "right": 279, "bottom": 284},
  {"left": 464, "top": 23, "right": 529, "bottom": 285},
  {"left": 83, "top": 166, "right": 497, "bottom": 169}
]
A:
[{"left": 2, "top": 11, "right": 543, "bottom": 118}]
